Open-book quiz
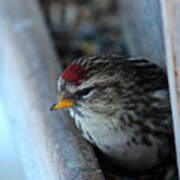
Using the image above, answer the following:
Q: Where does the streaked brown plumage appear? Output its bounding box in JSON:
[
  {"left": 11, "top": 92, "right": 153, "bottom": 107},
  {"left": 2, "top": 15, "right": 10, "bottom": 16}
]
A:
[{"left": 51, "top": 54, "right": 176, "bottom": 176}]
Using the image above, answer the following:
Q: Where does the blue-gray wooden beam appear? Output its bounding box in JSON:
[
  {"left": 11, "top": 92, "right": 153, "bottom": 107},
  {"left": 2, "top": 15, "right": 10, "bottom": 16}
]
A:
[{"left": 118, "top": 0, "right": 166, "bottom": 71}]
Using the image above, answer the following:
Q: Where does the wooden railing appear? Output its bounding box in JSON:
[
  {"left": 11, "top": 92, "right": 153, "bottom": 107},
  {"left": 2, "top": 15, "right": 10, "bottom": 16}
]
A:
[{"left": 161, "top": 0, "right": 180, "bottom": 176}]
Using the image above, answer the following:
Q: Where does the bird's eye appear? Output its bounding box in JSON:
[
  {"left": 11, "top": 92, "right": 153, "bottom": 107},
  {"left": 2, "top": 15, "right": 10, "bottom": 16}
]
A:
[{"left": 79, "top": 88, "right": 91, "bottom": 97}]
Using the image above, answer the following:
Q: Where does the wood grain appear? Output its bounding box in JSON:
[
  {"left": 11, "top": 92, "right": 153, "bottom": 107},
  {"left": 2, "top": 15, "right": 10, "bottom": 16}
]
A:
[{"left": 160, "top": 0, "right": 180, "bottom": 176}]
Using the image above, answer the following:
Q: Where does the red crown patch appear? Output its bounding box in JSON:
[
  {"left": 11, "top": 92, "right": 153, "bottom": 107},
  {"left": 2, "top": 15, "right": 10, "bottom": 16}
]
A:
[{"left": 61, "top": 63, "right": 87, "bottom": 86}]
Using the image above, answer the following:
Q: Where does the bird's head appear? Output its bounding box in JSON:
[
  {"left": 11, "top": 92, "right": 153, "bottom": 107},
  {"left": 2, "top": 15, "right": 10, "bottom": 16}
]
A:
[{"left": 50, "top": 55, "right": 133, "bottom": 113}]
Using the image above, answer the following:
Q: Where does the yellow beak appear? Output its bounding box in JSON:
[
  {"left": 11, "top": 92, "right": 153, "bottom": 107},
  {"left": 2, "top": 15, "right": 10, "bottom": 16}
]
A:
[{"left": 50, "top": 93, "right": 75, "bottom": 111}]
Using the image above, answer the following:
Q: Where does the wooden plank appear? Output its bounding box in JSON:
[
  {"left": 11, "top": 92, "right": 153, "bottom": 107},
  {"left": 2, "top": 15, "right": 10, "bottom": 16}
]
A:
[
  {"left": 160, "top": 0, "right": 180, "bottom": 176},
  {"left": 118, "top": 0, "right": 166, "bottom": 70},
  {"left": 0, "top": 0, "right": 105, "bottom": 179}
]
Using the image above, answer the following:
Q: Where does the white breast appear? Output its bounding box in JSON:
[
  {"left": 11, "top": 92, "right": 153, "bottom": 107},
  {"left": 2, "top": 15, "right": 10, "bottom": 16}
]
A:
[{"left": 69, "top": 108, "right": 170, "bottom": 171}]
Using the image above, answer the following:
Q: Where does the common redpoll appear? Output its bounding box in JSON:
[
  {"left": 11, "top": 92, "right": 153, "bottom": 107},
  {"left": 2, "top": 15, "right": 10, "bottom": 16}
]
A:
[{"left": 51, "top": 54, "right": 175, "bottom": 173}]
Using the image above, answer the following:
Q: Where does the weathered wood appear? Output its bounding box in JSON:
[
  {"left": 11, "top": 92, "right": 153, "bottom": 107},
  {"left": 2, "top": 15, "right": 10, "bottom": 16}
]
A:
[
  {"left": 160, "top": 0, "right": 180, "bottom": 176},
  {"left": 118, "top": 0, "right": 166, "bottom": 70},
  {"left": 0, "top": 0, "right": 105, "bottom": 179}
]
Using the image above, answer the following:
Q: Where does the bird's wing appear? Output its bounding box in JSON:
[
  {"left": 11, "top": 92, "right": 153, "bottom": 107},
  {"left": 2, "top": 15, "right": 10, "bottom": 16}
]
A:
[
  {"left": 123, "top": 58, "right": 173, "bottom": 135},
  {"left": 125, "top": 57, "right": 168, "bottom": 91}
]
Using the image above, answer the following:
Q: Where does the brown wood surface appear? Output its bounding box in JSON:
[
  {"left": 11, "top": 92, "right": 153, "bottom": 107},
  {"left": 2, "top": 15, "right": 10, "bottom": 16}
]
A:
[
  {"left": 0, "top": 0, "right": 105, "bottom": 179},
  {"left": 160, "top": 0, "right": 180, "bottom": 176}
]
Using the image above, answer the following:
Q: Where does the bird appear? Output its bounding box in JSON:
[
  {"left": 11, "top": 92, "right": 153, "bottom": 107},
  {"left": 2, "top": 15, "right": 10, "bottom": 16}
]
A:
[{"left": 50, "top": 54, "right": 175, "bottom": 174}]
